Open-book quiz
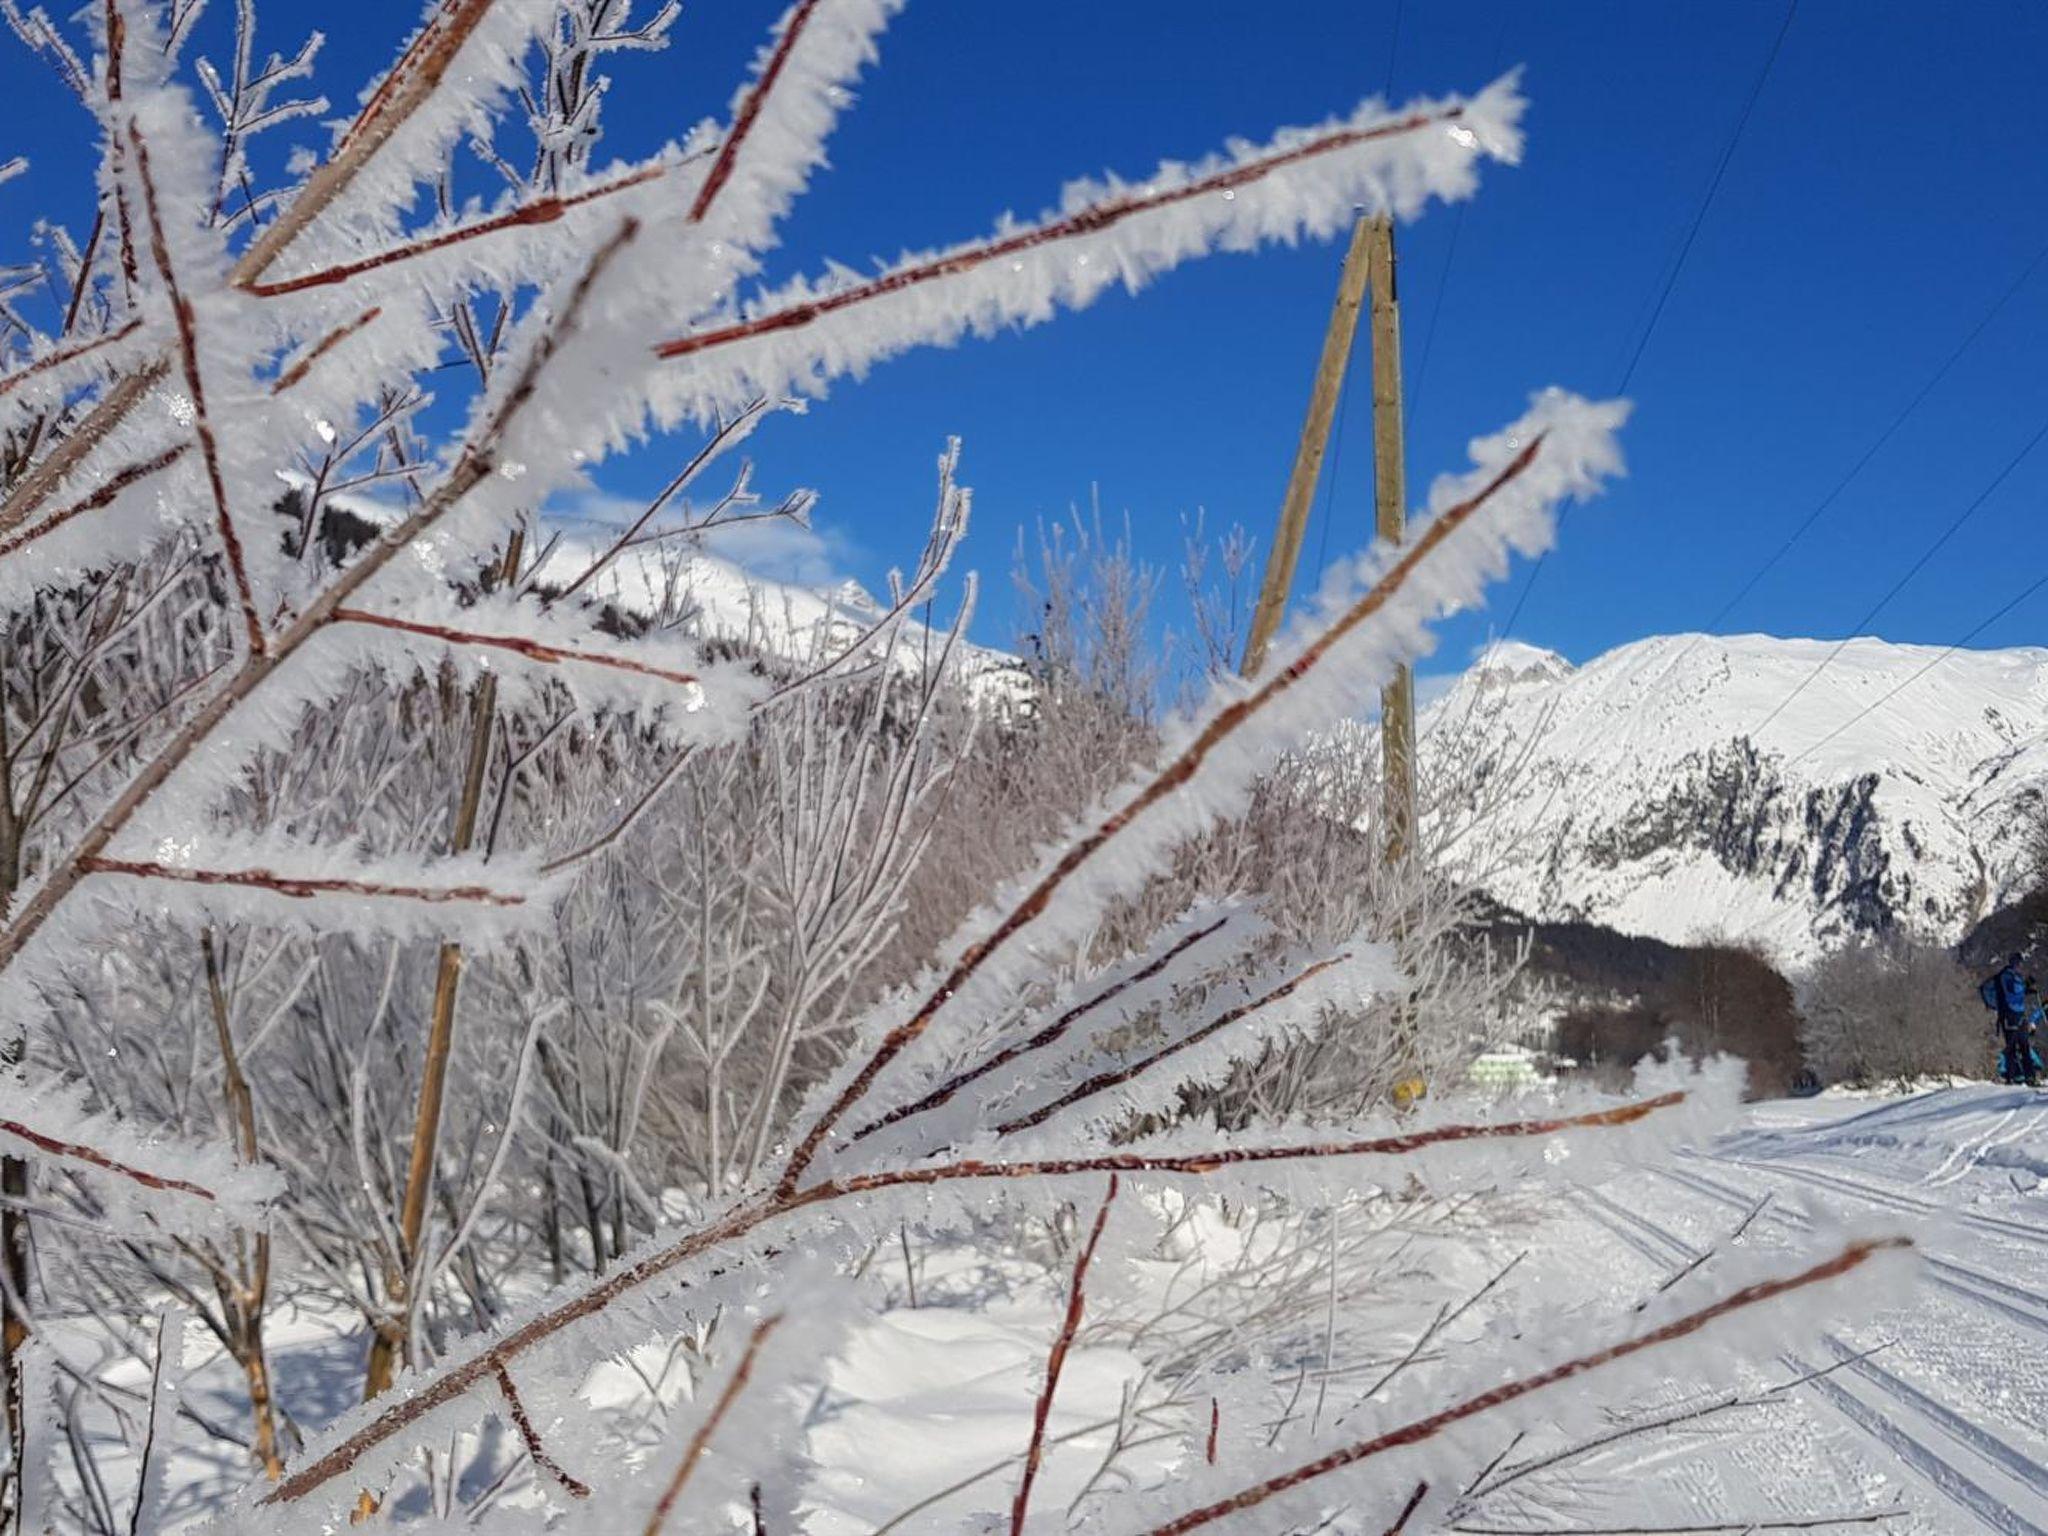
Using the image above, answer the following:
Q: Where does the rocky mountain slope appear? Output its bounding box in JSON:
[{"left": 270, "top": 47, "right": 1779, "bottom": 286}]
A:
[{"left": 1421, "top": 635, "right": 2048, "bottom": 967}]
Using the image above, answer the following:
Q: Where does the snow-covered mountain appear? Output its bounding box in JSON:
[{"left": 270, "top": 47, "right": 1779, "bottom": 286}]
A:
[
  {"left": 522, "top": 532, "right": 1032, "bottom": 706},
  {"left": 307, "top": 476, "right": 1027, "bottom": 700},
  {"left": 1424, "top": 634, "right": 2048, "bottom": 966}
]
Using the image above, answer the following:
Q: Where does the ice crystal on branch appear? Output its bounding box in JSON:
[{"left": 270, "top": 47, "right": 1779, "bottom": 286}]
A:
[{"left": 0, "top": 2, "right": 1909, "bottom": 1531}]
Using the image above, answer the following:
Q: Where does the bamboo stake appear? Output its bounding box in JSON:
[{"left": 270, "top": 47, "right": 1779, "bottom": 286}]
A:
[{"left": 361, "top": 534, "right": 520, "bottom": 1407}]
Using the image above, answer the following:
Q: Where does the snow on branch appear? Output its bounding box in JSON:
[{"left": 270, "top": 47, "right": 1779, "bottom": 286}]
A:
[
  {"left": 850, "top": 902, "right": 1261, "bottom": 1150},
  {"left": 686, "top": 0, "right": 902, "bottom": 247},
  {"left": 778, "top": 389, "right": 1624, "bottom": 1198},
  {"left": 242, "top": 156, "right": 673, "bottom": 301},
  {"left": 330, "top": 606, "right": 698, "bottom": 693},
  {"left": 80, "top": 856, "right": 544, "bottom": 913},
  {"left": 1131, "top": 1237, "right": 1914, "bottom": 1535},
  {"left": 646, "top": 74, "right": 1524, "bottom": 425},
  {"left": 0, "top": 317, "right": 147, "bottom": 405},
  {"left": 0, "top": 1079, "right": 281, "bottom": 1229},
  {"left": 0, "top": 443, "right": 191, "bottom": 569},
  {"left": 123, "top": 116, "right": 267, "bottom": 658},
  {"left": 235, "top": 0, "right": 555, "bottom": 280},
  {"left": 987, "top": 944, "right": 1388, "bottom": 1138}
]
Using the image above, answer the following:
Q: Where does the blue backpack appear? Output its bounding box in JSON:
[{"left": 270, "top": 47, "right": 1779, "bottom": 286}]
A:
[{"left": 1983, "top": 976, "right": 2003, "bottom": 1009}]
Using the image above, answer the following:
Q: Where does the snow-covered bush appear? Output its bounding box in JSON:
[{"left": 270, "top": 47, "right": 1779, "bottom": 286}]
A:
[{"left": 0, "top": 0, "right": 1913, "bottom": 1530}]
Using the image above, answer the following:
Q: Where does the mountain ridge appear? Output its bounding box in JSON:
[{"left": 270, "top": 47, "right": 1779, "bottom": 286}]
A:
[{"left": 1424, "top": 631, "right": 2048, "bottom": 965}]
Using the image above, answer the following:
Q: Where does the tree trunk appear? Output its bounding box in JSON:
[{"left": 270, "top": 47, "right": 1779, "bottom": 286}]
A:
[
  {"left": 0, "top": 1152, "right": 27, "bottom": 1536},
  {"left": 202, "top": 930, "right": 286, "bottom": 1479}
]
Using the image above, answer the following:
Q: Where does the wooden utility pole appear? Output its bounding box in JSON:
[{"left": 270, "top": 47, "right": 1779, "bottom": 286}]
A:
[
  {"left": 1365, "top": 215, "right": 1417, "bottom": 864},
  {"left": 1239, "top": 212, "right": 1418, "bottom": 863},
  {"left": 1240, "top": 214, "right": 1375, "bottom": 680}
]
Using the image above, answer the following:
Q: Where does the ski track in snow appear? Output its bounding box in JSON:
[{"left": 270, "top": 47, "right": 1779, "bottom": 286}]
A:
[
  {"left": 1554, "top": 1088, "right": 2048, "bottom": 1534},
  {"left": 89, "top": 1087, "right": 2048, "bottom": 1533},
  {"left": 1572, "top": 1168, "right": 2048, "bottom": 1533}
]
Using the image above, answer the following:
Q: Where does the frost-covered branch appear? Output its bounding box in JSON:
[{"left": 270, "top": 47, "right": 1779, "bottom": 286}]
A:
[
  {"left": 1011, "top": 1173, "right": 1117, "bottom": 1535},
  {"left": 1134, "top": 1238, "right": 1912, "bottom": 1535},
  {"left": 779, "top": 415, "right": 1585, "bottom": 1197}
]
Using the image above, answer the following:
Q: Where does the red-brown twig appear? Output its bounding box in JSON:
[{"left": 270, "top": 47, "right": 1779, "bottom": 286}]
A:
[
  {"left": 1134, "top": 1236, "right": 1912, "bottom": 1535},
  {"left": 852, "top": 917, "right": 1233, "bottom": 1145},
  {"left": 1206, "top": 1399, "right": 1219, "bottom": 1466},
  {"left": 81, "top": 856, "right": 526, "bottom": 908},
  {"left": 993, "top": 953, "right": 1350, "bottom": 1137},
  {"left": 687, "top": 0, "right": 825, "bottom": 224},
  {"left": 828, "top": 1094, "right": 1683, "bottom": 1191},
  {"left": 0, "top": 0, "right": 498, "bottom": 533},
  {"left": 0, "top": 445, "right": 189, "bottom": 563},
  {"left": 1011, "top": 1175, "right": 1118, "bottom": 1535},
  {"left": 270, "top": 307, "right": 382, "bottom": 394},
  {"left": 247, "top": 166, "right": 666, "bottom": 299},
  {"left": 655, "top": 104, "right": 1467, "bottom": 362},
  {"left": 0, "top": 1118, "right": 216, "bottom": 1201},
  {"left": 640, "top": 1313, "right": 784, "bottom": 1535},
  {"left": 491, "top": 1361, "right": 589, "bottom": 1499},
  {"left": 0, "top": 219, "right": 640, "bottom": 983},
  {"left": 0, "top": 364, "right": 167, "bottom": 537},
  {"left": 0, "top": 319, "right": 144, "bottom": 401},
  {"left": 126, "top": 121, "right": 266, "bottom": 658},
  {"left": 331, "top": 608, "right": 702, "bottom": 689},
  {"left": 237, "top": 0, "right": 500, "bottom": 286},
  {"left": 775, "top": 433, "right": 1545, "bottom": 1199},
  {"left": 1385, "top": 1480, "right": 1429, "bottom": 1535},
  {"left": 258, "top": 1089, "right": 1686, "bottom": 1509}
]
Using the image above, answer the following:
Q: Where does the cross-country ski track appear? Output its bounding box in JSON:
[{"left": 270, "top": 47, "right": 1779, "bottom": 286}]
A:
[{"left": 1550, "top": 1085, "right": 2048, "bottom": 1534}]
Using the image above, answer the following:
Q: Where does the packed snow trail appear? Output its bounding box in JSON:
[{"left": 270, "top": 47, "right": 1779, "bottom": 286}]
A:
[
  {"left": 1572, "top": 1154, "right": 2048, "bottom": 1533},
  {"left": 1558, "top": 1086, "right": 2048, "bottom": 1535}
]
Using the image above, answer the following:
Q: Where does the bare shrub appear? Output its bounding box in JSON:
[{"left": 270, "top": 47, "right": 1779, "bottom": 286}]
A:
[{"left": 1798, "top": 938, "right": 1992, "bottom": 1087}]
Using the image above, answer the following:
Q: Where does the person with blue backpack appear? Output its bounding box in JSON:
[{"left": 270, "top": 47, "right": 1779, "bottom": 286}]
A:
[{"left": 1981, "top": 952, "right": 2040, "bottom": 1086}]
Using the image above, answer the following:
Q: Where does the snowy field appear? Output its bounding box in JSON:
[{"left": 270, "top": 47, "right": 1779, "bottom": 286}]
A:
[
  {"left": 1531, "top": 1087, "right": 2048, "bottom": 1534},
  {"left": 79, "top": 1084, "right": 2048, "bottom": 1533}
]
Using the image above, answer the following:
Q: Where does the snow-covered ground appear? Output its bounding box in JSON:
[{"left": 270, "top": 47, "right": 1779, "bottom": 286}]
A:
[
  {"left": 791, "top": 1086, "right": 2048, "bottom": 1533},
  {"left": 85, "top": 1086, "right": 2048, "bottom": 1532},
  {"left": 1522, "top": 1086, "right": 2048, "bottom": 1533}
]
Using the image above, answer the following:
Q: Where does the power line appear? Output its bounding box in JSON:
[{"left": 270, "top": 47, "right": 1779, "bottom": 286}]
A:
[
  {"left": 1748, "top": 405, "right": 2048, "bottom": 740},
  {"left": 1616, "top": 0, "right": 1800, "bottom": 395},
  {"left": 1625, "top": 227, "right": 2048, "bottom": 708},
  {"left": 1783, "top": 564, "right": 2048, "bottom": 770},
  {"left": 1698, "top": 232, "right": 2048, "bottom": 640},
  {"left": 1382, "top": 0, "right": 1404, "bottom": 98},
  {"left": 1408, "top": 201, "right": 1464, "bottom": 435},
  {"left": 1730, "top": 560, "right": 2048, "bottom": 949},
  {"left": 1410, "top": 11, "right": 1509, "bottom": 434},
  {"left": 1479, "top": 0, "right": 1798, "bottom": 658}
]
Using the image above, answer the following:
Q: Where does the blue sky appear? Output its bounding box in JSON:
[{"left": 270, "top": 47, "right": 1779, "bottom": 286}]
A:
[{"left": 9, "top": 0, "right": 2048, "bottom": 675}]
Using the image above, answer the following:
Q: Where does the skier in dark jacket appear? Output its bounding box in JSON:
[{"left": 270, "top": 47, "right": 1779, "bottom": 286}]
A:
[{"left": 1984, "top": 953, "right": 2038, "bottom": 1086}]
